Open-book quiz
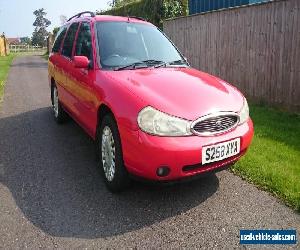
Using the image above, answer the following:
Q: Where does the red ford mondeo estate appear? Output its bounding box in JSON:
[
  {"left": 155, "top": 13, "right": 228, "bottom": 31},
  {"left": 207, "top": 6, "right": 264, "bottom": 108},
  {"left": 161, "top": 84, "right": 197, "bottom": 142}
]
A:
[{"left": 48, "top": 11, "right": 254, "bottom": 191}]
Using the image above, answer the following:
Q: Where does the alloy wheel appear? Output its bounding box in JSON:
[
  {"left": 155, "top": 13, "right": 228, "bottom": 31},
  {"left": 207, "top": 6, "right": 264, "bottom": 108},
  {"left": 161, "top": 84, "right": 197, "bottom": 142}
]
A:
[{"left": 101, "top": 126, "right": 116, "bottom": 182}]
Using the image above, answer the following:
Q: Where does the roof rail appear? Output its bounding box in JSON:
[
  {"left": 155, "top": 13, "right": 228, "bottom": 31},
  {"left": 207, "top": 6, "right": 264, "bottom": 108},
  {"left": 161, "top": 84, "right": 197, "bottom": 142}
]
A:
[
  {"left": 128, "top": 16, "right": 147, "bottom": 22},
  {"left": 67, "top": 11, "right": 95, "bottom": 22}
]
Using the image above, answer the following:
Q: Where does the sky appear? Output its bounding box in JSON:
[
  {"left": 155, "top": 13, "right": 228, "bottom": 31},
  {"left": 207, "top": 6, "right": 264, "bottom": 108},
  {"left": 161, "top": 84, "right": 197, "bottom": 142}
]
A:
[{"left": 0, "top": 0, "right": 110, "bottom": 38}]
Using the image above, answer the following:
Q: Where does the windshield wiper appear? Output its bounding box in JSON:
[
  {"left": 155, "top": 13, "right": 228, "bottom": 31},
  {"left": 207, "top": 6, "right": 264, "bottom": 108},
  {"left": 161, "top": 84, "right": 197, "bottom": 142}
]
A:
[
  {"left": 114, "top": 62, "right": 148, "bottom": 71},
  {"left": 114, "top": 60, "right": 165, "bottom": 71},
  {"left": 154, "top": 59, "right": 188, "bottom": 68},
  {"left": 141, "top": 59, "right": 165, "bottom": 65},
  {"left": 170, "top": 59, "right": 188, "bottom": 65}
]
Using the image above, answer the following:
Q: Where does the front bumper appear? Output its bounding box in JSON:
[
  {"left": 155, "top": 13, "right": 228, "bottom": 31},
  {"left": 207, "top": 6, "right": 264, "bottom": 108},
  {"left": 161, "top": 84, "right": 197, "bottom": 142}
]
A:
[{"left": 120, "top": 118, "right": 254, "bottom": 181}]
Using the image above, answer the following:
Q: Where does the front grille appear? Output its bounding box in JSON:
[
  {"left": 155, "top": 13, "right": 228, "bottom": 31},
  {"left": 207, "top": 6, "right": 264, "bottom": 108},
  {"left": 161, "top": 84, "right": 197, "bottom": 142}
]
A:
[{"left": 191, "top": 113, "right": 239, "bottom": 136}]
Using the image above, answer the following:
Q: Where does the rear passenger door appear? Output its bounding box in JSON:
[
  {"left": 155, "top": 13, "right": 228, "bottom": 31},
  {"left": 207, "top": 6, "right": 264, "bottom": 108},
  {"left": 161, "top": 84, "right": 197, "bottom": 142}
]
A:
[
  {"left": 59, "top": 22, "right": 80, "bottom": 114},
  {"left": 68, "top": 22, "right": 98, "bottom": 136},
  {"left": 49, "top": 26, "right": 67, "bottom": 97}
]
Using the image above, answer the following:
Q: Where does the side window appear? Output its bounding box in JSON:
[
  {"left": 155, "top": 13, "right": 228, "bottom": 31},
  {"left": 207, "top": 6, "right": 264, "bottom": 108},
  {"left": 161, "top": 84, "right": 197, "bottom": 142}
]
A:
[
  {"left": 75, "top": 22, "right": 92, "bottom": 61},
  {"left": 52, "top": 26, "right": 67, "bottom": 53},
  {"left": 62, "top": 23, "right": 79, "bottom": 58}
]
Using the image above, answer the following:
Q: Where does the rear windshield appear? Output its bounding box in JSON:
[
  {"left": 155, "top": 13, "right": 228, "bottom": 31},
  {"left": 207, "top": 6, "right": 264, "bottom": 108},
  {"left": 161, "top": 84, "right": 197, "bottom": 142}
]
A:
[{"left": 96, "top": 21, "right": 183, "bottom": 69}]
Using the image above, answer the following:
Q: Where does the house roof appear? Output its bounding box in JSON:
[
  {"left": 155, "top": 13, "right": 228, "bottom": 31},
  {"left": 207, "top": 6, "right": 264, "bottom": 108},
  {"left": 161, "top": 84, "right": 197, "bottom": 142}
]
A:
[{"left": 7, "top": 38, "right": 21, "bottom": 44}]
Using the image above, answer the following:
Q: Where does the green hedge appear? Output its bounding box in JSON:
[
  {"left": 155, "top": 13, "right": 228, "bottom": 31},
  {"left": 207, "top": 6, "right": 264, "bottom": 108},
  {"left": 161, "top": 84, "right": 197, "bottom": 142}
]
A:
[{"left": 98, "top": 0, "right": 188, "bottom": 28}]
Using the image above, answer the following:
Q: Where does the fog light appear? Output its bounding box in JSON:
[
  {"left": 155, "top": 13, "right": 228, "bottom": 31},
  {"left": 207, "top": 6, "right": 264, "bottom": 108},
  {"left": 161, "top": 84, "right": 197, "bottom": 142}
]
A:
[{"left": 156, "top": 166, "right": 170, "bottom": 177}]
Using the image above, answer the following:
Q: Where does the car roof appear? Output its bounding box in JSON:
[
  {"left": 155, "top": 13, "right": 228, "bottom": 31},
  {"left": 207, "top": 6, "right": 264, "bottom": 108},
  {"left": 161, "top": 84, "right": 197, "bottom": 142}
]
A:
[{"left": 66, "top": 14, "right": 153, "bottom": 26}]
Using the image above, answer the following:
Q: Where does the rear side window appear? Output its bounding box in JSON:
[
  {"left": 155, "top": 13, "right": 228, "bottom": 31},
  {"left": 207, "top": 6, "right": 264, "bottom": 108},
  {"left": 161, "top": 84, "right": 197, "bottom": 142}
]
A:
[
  {"left": 62, "top": 23, "right": 79, "bottom": 58},
  {"left": 75, "top": 22, "right": 92, "bottom": 61},
  {"left": 52, "top": 26, "right": 67, "bottom": 53}
]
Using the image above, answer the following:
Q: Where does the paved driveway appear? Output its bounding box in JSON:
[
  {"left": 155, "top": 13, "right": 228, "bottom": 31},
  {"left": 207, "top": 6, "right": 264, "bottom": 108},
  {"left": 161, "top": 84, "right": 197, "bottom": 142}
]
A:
[{"left": 0, "top": 55, "right": 299, "bottom": 249}]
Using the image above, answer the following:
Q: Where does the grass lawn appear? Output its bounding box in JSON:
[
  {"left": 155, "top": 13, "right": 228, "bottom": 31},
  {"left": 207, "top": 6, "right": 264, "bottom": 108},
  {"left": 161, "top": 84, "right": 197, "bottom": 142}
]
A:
[
  {"left": 232, "top": 105, "right": 300, "bottom": 212},
  {"left": 0, "top": 54, "right": 16, "bottom": 102}
]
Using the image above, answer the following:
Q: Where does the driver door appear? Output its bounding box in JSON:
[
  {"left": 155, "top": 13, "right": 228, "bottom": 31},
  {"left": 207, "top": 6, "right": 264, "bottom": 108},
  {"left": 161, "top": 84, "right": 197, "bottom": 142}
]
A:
[{"left": 68, "top": 22, "right": 98, "bottom": 137}]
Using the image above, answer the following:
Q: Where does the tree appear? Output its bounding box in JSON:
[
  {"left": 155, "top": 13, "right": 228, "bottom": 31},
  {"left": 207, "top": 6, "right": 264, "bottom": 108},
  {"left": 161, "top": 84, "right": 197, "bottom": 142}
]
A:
[
  {"left": 31, "top": 8, "right": 51, "bottom": 46},
  {"left": 108, "top": 0, "right": 135, "bottom": 7},
  {"left": 52, "top": 27, "right": 60, "bottom": 38},
  {"left": 20, "top": 37, "right": 31, "bottom": 45},
  {"left": 108, "top": 0, "right": 120, "bottom": 7}
]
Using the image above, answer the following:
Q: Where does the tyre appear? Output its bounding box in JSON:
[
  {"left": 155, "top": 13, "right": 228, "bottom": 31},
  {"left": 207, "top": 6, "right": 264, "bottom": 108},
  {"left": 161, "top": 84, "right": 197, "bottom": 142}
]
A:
[
  {"left": 51, "top": 84, "right": 67, "bottom": 123},
  {"left": 97, "top": 114, "right": 130, "bottom": 192}
]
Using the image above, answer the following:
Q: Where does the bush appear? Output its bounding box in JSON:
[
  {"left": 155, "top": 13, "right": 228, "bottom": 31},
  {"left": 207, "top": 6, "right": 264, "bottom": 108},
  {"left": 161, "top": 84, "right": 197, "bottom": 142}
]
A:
[{"left": 98, "top": 0, "right": 188, "bottom": 29}]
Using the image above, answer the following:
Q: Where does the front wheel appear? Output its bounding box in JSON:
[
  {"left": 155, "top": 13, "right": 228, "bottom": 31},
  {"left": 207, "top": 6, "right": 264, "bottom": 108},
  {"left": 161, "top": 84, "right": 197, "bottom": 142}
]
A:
[{"left": 97, "top": 114, "right": 130, "bottom": 192}]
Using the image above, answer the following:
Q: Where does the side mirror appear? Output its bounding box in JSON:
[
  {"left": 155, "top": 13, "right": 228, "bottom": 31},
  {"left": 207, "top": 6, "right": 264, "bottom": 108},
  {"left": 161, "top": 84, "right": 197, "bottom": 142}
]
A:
[{"left": 73, "top": 56, "right": 89, "bottom": 68}]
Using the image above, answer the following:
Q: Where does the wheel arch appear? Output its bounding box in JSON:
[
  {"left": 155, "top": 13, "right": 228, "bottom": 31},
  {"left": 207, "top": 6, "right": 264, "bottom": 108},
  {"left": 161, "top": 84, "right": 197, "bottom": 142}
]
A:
[{"left": 96, "top": 103, "right": 116, "bottom": 135}]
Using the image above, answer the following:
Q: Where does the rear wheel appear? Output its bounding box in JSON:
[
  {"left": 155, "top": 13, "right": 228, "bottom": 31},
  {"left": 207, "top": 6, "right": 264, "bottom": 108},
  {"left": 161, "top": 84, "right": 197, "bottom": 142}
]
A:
[
  {"left": 97, "top": 114, "right": 130, "bottom": 192},
  {"left": 51, "top": 84, "right": 67, "bottom": 123}
]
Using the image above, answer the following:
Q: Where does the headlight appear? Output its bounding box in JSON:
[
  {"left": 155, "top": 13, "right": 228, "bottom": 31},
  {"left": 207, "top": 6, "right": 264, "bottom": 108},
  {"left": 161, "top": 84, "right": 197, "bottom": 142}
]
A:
[
  {"left": 137, "top": 106, "right": 192, "bottom": 136},
  {"left": 239, "top": 98, "right": 249, "bottom": 124}
]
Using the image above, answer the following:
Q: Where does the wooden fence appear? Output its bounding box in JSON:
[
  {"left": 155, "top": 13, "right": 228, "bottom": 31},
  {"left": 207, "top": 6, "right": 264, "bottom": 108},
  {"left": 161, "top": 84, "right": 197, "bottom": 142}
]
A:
[
  {"left": 8, "top": 44, "right": 46, "bottom": 53},
  {"left": 164, "top": 0, "right": 300, "bottom": 112}
]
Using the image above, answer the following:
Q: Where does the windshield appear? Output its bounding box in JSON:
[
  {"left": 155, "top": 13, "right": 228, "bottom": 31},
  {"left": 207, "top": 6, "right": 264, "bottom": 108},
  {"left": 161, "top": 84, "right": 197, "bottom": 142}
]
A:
[{"left": 96, "top": 21, "right": 185, "bottom": 70}]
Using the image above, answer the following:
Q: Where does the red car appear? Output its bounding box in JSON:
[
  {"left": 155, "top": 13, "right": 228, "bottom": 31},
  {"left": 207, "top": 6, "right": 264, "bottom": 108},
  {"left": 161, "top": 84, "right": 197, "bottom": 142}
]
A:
[{"left": 48, "top": 12, "right": 254, "bottom": 191}]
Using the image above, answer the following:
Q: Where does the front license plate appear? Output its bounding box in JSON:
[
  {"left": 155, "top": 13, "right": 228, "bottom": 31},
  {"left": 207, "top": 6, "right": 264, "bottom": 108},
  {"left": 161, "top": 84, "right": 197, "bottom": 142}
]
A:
[{"left": 202, "top": 138, "right": 240, "bottom": 165}]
